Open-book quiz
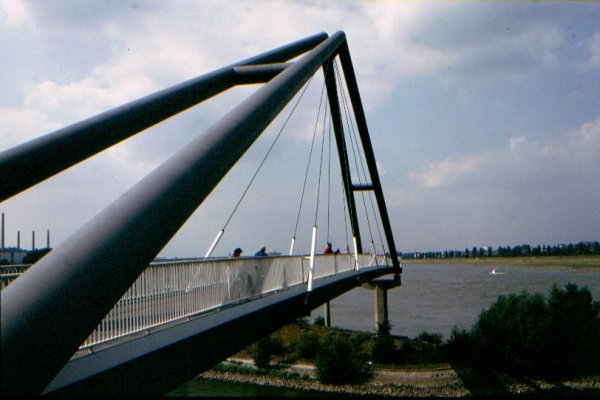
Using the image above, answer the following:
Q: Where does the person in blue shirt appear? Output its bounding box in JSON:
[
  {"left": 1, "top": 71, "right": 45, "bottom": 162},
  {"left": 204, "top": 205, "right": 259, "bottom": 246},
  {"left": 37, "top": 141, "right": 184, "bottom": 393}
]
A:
[{"left": 254, "top": 245, "right": 268, "bottom": 256}]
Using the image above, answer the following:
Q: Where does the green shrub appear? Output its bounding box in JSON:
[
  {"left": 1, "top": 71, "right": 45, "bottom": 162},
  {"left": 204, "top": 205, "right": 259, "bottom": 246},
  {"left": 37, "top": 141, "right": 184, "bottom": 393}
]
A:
[
  {"left": 542, "top": 283, "right": 600, "bottom": 378},
  {"left": 295, "top": 331, "right": 320, "bottom": 360},
  {"left": 371, "top": 321, "right": 396, "bottom": 364},
  {"left": 313, "top": 316, "right": 325, "bottom": 326},
  {"left": 295, "top": 317, "right": 309, "bottom": 329},
  {"left": 268, "top": 336, "right": 285, "bottom": 356},
  {"left": 315, "top": 333, "right": 372, "bottom": 384},
  {"left": 252, "top": 337, "right": 273, "bottom": 369},
  {"left": 445, "top": 283, "right": 600, "bottom": 380},
  {"left": 417, "top": 331, "right": 443, "bottom": 346}
]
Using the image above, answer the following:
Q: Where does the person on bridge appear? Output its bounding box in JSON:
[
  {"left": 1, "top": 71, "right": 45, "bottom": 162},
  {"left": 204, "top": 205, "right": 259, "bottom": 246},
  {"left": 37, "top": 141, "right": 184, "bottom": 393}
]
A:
[
  {"left": 254, "top": 245, "right": 268, "bottom": 256},
  {"left": 232, "top": 248, "right": 243, "bottom": 257},
  {"left": 323, "top": 242, "right": 341, "bottom": 254}
]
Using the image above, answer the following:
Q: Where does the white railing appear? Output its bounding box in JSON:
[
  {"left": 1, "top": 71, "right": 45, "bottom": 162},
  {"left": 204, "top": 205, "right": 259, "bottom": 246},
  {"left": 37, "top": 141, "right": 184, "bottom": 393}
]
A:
[
  {"left": 2, "top": 254, "right": 391, "bottom": 349},
  {"left": 0, "top": 265, "right": 30, "bottom": 290}
]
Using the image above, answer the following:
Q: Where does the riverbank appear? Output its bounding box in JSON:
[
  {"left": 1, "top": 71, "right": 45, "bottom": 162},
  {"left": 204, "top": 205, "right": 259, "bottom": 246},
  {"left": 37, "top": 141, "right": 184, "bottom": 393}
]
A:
[
  {"left": 402, "top": 255, "right": 600, "bottom": 269},
  {"left": 195, "top": 361, "right": 469, "bottom": 398},
  {"left": 170, "top": 357, "right": 599, "bottom": 398}
]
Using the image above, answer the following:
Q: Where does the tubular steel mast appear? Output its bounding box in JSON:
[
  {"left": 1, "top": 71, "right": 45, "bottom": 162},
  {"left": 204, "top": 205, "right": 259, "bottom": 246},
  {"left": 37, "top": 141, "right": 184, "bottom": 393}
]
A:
[{"left": 1, "top": 31, "right": 399, "bottom": 396}]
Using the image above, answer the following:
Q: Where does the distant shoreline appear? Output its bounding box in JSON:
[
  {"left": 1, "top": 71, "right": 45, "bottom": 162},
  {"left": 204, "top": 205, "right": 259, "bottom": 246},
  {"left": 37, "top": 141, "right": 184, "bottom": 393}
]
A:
[{"left": 401, "top": 255, "right": 600, "bottom": 269}]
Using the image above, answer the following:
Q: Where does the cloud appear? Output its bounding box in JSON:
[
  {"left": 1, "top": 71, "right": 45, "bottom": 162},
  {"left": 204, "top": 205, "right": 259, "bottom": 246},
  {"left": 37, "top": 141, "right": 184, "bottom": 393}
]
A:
[
  {"left": 410, "top": 154, "right": 490, "bottom": 188},
  {"left": 0, "top": 108, "right": 61, "bottom": 149},
  {"left": 579, "top": 116, "right": 600, "bottom": 140},
  {"left": 410, "top": 116, "right": 600, "bottom": 191},
  {"left": 578, "top": 31, "right": 600, "bottom": 71},
  {"left": 0, "top": 0, "right": 32, "bottom": 28},
  {"left": 2, "top": 2, "right": 599, "bottom": 255}
]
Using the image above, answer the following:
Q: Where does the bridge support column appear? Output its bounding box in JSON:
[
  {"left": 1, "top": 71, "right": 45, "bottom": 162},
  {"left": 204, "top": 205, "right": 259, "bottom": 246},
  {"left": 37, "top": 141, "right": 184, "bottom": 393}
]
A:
[
  {"left": 323, "top": 301, "right": 331, "bottom": 327},
  {"left": 374, "top": 285, "right": 388, "bottom": 329},
  {"left": 362, "top": 276, "right": 401, "bottom": 330}
]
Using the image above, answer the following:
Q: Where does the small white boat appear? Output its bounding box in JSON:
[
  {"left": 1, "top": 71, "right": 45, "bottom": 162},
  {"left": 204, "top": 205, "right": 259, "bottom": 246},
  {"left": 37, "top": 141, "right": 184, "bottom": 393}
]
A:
[{"left": 490, "top": 268, "right": 505, "bottom": 275}]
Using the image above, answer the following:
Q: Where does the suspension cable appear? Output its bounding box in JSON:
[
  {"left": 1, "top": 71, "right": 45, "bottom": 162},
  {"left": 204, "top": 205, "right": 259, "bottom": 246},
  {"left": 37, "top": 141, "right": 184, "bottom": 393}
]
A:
[
  {"left": 333, "top": 60, "right": 383, "bottom": 254},
  {"left": 290, "top": 73, "right": 328, "bottom": 247},
  {"left": 336, "top": 61, "right": 387, "bottom": 256},
  {"left": 205, "top": 75, "right": 314, "bottom": 258},
  {"left": 326, "top": 122, "right": 332, "bottom": 242},
  {"left": 313, "top": 99, "right": 329, "bottom": 226}
]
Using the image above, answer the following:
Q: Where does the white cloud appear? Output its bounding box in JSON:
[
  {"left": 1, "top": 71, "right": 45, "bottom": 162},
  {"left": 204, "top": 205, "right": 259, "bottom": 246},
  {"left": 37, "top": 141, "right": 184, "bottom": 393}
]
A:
[
  {"left": 0, "top": 108, "right": 61, "bottom": 150},
  {"left": 410, "top": 116, "right": 600, "bottom": 190},
  {"left": 579, "top": 116, "right": 600, "bottom": 141},
  {"left": 410, "top": 153, "right": 490, "bottom": 188},
  {"left": 508, "top": 135, "right": 527, "bottom": 151},
  {"left": 578, "top": 31, "right": 600, "bottom": 71},
  {"left": 0, "top": 0, "right": 32, "bottom": 28},
  {"left": 3, "top": 1, "right": 599, "bottom": 254}
]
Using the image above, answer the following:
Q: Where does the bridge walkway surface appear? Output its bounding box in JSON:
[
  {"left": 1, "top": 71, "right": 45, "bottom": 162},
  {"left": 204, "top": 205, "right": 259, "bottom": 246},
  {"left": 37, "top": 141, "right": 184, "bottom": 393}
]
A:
[{"left": 2, "top": 254, "right": 396, "bottom": 395}]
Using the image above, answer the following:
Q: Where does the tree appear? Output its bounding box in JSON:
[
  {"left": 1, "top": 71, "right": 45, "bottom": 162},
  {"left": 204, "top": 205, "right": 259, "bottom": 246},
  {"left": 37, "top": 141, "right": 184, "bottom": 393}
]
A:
[
  {"left": 251, "top": 336, "right": 284, "bottom": 369},
  {"left": 22, "top": 248, "right": 51, "bottom": 264},
  {"left": 541, "top": 284, "right": 600, "bottom": 378},
  {"left": 444, "top": 283, "right": 600, "bottom": 380},
  {"left": 295, "top": 331, "right": 320, "bottom": 360},
  {"left": 371, "top": 321, "right": 396, "bottom": 364},
  {"left": 315, "top": 333, "right": 372, "bottom": 384},
  {"left": 252, "top": 337, "right": 273, "bottom": 368}
]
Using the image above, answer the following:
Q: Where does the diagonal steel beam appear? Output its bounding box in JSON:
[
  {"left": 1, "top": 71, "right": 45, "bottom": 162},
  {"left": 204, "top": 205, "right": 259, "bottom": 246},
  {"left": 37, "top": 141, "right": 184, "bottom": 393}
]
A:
[
  {"left": 1, "top": 31, "right": 346, "bottom": 397},
  {"left": 337, "top": 42, "right": 401, "bottom": 270},
  {"left": 0, "top": 33, "right": 327, "bottom": 202},
  {"left": 323, "top": 59, "right": 363, "bottom": 253}
]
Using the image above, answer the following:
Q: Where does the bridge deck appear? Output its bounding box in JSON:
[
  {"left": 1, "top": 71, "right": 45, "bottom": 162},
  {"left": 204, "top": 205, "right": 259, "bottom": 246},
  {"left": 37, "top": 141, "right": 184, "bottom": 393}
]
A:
[{"left": 4, "top": 254, "right": 397, "bottom": 395}]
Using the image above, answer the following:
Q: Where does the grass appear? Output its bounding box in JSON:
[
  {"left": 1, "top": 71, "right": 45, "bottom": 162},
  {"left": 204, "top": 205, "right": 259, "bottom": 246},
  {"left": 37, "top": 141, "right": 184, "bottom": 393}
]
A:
[
  {"left": 402, "top": 255, "right": 600, "bottom": 269},
  {"left": 213, "top": 362, "right": 311, "bottom": 381},
  {"left": 235, "top": 320, "right": 445, "bottom": 369}
]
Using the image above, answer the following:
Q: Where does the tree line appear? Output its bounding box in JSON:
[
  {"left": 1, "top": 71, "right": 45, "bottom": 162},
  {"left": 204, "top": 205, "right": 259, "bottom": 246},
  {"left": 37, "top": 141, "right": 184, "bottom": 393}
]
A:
[{"left": 401, "top": 241, "right": 600, "bottom": 259}]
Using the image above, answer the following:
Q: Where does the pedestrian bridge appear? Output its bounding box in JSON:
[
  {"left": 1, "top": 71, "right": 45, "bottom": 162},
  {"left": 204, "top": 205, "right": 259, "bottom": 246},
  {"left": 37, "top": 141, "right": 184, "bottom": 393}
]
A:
[
  {"left": 2, "top": 254, "right": 397, "bottom": 395},
  {"left": 1, "top": 31, "right": 401, "bottom": 396}
]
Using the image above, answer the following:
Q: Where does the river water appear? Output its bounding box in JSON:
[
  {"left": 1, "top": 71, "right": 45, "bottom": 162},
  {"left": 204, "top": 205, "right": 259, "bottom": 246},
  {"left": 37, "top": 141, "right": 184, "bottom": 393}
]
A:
[
  {"left": 170, "top": 263, "right": 600, "bottom": 397},
  {"left": 312, "top": 263, "right": 600, "bottom": 338}
]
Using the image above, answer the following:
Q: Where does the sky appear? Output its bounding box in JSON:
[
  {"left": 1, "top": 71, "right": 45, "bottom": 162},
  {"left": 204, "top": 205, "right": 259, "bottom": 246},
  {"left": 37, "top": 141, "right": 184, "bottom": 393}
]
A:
[{"left": 1, "top": 0, "right": 599, "bottom": 258}]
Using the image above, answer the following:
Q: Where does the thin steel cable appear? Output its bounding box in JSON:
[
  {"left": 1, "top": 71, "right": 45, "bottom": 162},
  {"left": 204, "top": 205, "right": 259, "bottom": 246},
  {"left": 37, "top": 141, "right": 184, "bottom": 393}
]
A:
[
  {"left": 222, "top": 75, "right": 314, "bottom": 231},
  {"left": 333, "top": 61, "right": 381, "bottom": 252},
  {"left": 291, "top": 74, "right": 328, "bottom": 240},
  {"left": 326, "top": 122, "right": 332, "bottom": 242},
  {"left": 313, "top": 99, "right": 329, "bottom": 226},
  {"left": 334, "top": 61, "right": 387, "bottom": 255}
]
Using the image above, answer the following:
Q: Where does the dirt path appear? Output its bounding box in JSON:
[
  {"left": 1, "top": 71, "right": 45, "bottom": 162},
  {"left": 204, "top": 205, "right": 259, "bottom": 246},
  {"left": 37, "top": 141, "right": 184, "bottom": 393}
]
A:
[
  {"left": 219, "top": 358, "right": 470, "bottom": 397},
  {"left": 209, "top": 357, "right": 599, "bottom": 398}
]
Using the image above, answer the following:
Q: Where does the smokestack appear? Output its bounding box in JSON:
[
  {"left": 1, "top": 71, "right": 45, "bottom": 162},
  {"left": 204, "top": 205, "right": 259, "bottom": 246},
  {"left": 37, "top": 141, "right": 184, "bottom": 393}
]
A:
[
  {"left": 32, "top": 230, "right": 35, "bottom": 251},
  {"left": 47, "top": 230, "right": 50, "bottom": 249},
  {"left": 17, "top": 231, "right": 21, "bottom": 249}
]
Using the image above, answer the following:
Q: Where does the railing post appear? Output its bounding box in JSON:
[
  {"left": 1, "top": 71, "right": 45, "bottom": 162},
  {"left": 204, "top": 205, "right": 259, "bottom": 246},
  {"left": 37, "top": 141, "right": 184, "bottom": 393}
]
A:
[
  {"left": 352, "top": 236, "right": 360, "bottom": 270},
  {"left": 308, "top": 225, "right": 317, "bottom": 291},
  {"left": 205, "top": 229, "right": 224, "bottom": 258}
]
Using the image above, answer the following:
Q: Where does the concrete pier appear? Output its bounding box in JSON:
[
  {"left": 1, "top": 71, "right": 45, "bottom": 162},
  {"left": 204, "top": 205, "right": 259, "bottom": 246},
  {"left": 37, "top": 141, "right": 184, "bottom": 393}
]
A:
[
  {"left": 362, "top": 274, "right": 401, "bottom": 329},
  {"left": 323, "top": 302, "right": 331, "bottom": 327}
]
